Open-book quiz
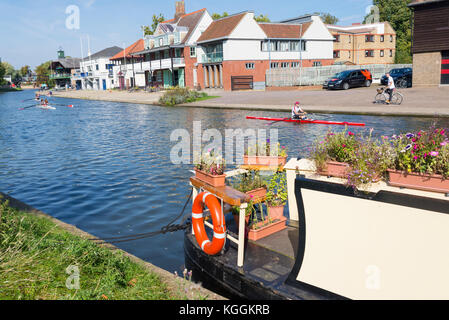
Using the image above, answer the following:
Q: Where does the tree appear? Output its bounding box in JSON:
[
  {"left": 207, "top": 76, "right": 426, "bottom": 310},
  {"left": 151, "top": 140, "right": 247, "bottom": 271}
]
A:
[
  {"left": 364, "top": 0, "right": 413, "bottom": 63},
  {"left": 20, "top": 65, "right": 31, "bottom": 77},
  {"left": 254, "top": 14, "right": 270, "bottom": 23},
  {"left": 0, "top": 63, "right": 5, "bottom": 85},
  {"left": 35, "top": 61, "right": 55, "bottom": 87},
  {"left": 1, "top": 62, "right": 15, "bottom": 76},
  {"left": 319, "top": 12, "right": 339, "bottom": 25},
  {"left": 142, "top": 14, "right": 166, "bottom": 36},
  {"left": 211, "top": 12, "right": 229, "bottom": 20}
]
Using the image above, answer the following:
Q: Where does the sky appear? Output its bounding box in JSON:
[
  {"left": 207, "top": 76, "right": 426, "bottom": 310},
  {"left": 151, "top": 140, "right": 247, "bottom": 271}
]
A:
[{"left": 0, "top": 0, "right": 372, "bottom": 70}]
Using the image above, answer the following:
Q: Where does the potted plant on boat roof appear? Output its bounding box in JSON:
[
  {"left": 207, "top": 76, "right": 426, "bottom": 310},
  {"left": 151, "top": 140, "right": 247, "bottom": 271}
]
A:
[
  {"left": 244, "top": 140, "right": 288, "bottom": 167},
  {"left": 194, "top": 149, "right": 226, "bottom": 187},
  {"left": 265, "top": 171, "right": 288, "bottom": 219},
  {"left": 231, "top": 170, "right": 268, "bottom": 202},
  {"left": 386, "top": 127, "right": 449, "bottom": 194},
  {"left": 309, "top": 129, "right": 358, "bottom": 178}
]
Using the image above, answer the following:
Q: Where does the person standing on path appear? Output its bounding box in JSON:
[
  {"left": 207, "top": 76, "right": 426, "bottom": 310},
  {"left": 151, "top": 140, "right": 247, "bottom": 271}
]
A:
[{"left": 385, "top": 72, "right": 395, "bottom": 105}]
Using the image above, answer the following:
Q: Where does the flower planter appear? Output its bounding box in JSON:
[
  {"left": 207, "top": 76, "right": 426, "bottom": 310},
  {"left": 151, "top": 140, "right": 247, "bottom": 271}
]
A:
[
  {"left": 319, "top": 161, "right": 351, "bottom": 179},
  {"left": 248, "top": 216, "right": 287, "bottom": 241},
  {"left": 245, "top": 188, "right": 267, "bottom": 202},
  {"left": 267, "top": 205, "right": 285, "bottom": 219},
  {"left": 243, "top": 156, "right": 287, "bottom": 167},
  {"left": 387, "top": 169, "right": 449, "bottom": 194},
  {"left": 194, "top": 169, "right": 226, "bottom": 187}
]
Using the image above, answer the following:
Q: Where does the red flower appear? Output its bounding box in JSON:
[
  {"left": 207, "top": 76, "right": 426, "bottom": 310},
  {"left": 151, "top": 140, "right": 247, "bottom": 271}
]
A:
[{"left": 348, "top": 132, "right": 355, "bottom": 136}]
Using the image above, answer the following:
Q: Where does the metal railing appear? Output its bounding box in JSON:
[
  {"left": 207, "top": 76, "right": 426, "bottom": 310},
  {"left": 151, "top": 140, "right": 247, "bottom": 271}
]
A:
[
  {"left": 201, "top": 52, "right": 223, "bottom": 64},
  {"left": 266, "top": 63, "right": 413, "bottom": 87}
]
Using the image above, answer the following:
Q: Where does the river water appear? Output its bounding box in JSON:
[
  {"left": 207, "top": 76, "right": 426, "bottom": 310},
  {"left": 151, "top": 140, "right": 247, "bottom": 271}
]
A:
[{"left": 1, "top": 90, "right": 447, "bottom": 273}]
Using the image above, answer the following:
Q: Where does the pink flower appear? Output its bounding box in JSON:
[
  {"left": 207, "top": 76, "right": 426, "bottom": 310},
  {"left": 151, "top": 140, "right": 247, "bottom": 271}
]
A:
[
  {"left": 413, "top": 144, "right": 418, "bottom": 150},
  {"left": 342, "top": 144, "right": 347, "bottom": 148},
  {"left": 348, "top": 132, "right": 355, "bottom": 136},
  {"left": 441, "top": 129, "right": 446, "bottom": 135},
  {"left": 413, "top": 156, "right": 418, "bottom": 160},
  {"left": 430, "top": 151, "right": 439, "bottom": 157}
]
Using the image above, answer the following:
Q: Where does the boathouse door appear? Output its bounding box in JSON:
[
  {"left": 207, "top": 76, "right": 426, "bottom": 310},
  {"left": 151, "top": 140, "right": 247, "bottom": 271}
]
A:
[
  {"left": 442, "top": 51, "right": 449, "bottom": 85},
  {"left": 102, "top": 79, "right": 107, "bottom": 90}
]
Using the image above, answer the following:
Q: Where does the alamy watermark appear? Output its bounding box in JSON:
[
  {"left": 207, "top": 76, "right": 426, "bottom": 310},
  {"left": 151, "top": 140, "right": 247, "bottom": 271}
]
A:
[
  {"left": 66, "top": 5, "right": 80, "bottom": 30},
  {"left": 66, "top": 265, "right": 80, "bottom": 290}
]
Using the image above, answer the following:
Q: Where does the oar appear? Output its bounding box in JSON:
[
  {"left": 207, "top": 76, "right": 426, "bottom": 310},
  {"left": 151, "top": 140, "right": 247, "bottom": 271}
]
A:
[
  {"left": 19, "top": 105, "right": 37, "bottom": 111},
  {"left": 21, "top": 98, "right": 38, "bottom": 102},
  {"left": 51, "top": 103, "right": 74, "bottom": 108}
]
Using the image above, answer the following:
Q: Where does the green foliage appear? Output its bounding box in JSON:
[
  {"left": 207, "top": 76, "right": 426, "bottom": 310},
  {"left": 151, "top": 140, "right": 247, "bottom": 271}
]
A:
[
  {"left": 0, "top": 198, "right": 176, "bottom": 300},
  {"left": 0, "top": 63, "right": 5, "bottom": 85},
  {"left": 231, "top": 170, "right": 267, "bottom": 194},
  {"left": 365, "top": 0, "right": 413, "bottom": 63},
  {"left": 159, "top": 87, "right": 208, "bottom": 106},
  {"left": 265, "top": 172, "right": 288, "bottom": 207},
  {"left": 254, "top": 14, "right": 270, "bottom": 23},
  {"left": 20, "top": 65, "right": 31, "bottom": 77},
  {"left": 212, "top": 12, "right": 229, "bottom": 20},
  {"left": 142, "top": 14, "right": 166, "bottom": 36},
  {"left": 318, "top": 12, "right": 339, "bottom": 25}
]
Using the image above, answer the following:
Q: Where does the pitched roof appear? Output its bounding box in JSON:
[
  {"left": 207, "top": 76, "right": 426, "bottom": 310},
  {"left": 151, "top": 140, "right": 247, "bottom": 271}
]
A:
[
  {"left": 110, "top": 39, "right": 144, "bottom": 60},
  {"left": 409, "top": 0, "right": 448, "bottom": 6},
  {"left": 176, "top": 8, "right": 207, "bottom": 43},
  {"left": 83, "top": 46, "right": 123, "bottom": 61},
  {"left": 50, "top": 58, "right": 81, "bottom": 69},
  {"left": 259, "top": 22, "right": 312, "bottom": 39},
  {"left": 197, "top": 12, "right": 247, "bottom": 43}
]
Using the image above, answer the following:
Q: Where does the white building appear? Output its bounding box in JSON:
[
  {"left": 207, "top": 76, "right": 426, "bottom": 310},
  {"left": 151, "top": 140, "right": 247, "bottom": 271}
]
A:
[
  {"left": 79, "top": 46, "right": 123, "bottom": 90},
  {"left": 196, "top": 12, "right": 335, "bottom": 90}
]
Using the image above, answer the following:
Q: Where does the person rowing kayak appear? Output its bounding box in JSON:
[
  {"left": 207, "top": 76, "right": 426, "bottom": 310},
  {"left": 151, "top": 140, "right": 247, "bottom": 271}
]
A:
[{"left": 292, "top": 101, "right": 308, "bottom": 120}]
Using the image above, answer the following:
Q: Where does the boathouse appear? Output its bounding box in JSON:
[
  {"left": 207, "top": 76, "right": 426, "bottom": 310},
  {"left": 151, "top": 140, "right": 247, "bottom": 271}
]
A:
[{"left": 409, "top": 0, "right": 449, "bottom": 86}]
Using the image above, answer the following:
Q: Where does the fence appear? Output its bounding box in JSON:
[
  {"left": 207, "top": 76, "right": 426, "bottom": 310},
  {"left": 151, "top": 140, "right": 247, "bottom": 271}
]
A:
[{"left": 266, "top": 64, "right": 413, "bottom": 87}]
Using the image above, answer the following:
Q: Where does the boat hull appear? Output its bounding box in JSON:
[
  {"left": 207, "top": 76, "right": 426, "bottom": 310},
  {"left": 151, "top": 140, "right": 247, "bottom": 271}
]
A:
[{"left": 246, "top": 116, "right": 366, "bottom": 127}]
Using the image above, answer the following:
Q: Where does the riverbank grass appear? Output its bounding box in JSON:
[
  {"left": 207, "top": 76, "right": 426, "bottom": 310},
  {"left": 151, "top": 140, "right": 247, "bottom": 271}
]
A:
[
  {"left": 159, "top": 87, "right": 219, "bottom": 106},
  {"left": 0, "top": 199, "right": 181, "bottom": 300},
  {"left": 0, "top": 87, "right": 23, "bottom": 92}
]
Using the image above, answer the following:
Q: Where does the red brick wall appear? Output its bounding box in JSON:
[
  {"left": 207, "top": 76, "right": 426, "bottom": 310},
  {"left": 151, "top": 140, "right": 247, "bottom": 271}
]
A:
[{"left": 183, "top": 47, "right": 196, "bottom": 89}]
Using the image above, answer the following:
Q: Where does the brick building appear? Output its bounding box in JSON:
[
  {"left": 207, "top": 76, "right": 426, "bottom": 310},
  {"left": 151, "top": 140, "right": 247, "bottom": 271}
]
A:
[
  {"left": 409, "top": 0, "right": 449, "bottom": 86},
  {"left": 326, "top": 22, "right": 396, "bottom": 65}
]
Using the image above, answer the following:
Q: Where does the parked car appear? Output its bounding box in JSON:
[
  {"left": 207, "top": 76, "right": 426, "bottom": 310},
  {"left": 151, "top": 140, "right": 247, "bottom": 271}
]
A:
[
  {"left": 381, "top": 68, "right": 413, "bottom": 88},
  {"left": 323, "top": 69, "right": 372, "bottom": 90}
]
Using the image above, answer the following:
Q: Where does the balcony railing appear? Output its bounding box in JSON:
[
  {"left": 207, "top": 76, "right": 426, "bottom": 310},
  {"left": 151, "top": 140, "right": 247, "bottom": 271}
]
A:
[
  {"left": 201, "top": 52, "right": 223, "bottom": 64},
  {"left": 50, "top": 73, "right": 72, "bottom": 80}
]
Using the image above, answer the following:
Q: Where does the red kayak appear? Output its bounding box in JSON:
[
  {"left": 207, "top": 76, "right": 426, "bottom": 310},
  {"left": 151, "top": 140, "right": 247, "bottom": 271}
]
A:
[{"left": 246, "top": 116, "right": 366, "bottom": 127}]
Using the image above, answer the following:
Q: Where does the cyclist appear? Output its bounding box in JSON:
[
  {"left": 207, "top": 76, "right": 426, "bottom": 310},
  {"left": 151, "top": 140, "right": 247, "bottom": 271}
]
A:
[{"left": 385, "top": 72, "right": 395, "bottom": 105}]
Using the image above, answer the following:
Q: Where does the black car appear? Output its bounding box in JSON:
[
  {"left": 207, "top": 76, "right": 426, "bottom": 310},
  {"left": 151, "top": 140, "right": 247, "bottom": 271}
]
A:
[
  {"left": 323, "top": 69, "right": 373, "bottom": 90},
  {"left": 381, "top": 68, "right": 413, "bottom": 88}
]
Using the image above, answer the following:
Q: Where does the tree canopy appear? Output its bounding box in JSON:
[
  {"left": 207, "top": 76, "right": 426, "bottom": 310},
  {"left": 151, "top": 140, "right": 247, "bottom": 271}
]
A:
[
  {"left": 318, "top": 12, "right": 339, "bottom": 25},
  {"left": 211, "top": 12, "right": 270, "bottom": 22},
  {"left": 142, "top": 14, "right": 166, "bottom": 36},
  {"left": 365, "top": 0, "right": 413, "bottom": 63}
]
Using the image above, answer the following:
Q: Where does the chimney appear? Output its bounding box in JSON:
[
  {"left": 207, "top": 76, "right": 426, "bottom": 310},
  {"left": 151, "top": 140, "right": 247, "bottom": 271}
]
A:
[{"left": 175, "top": 1, "right": 185, "bottom": 21}]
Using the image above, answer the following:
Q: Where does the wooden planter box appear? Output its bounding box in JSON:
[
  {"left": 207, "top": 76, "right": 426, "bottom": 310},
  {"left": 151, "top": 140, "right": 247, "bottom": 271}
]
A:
[
  {"left": 387, "top": 169, "right": 449, "bottom": 194},
  {"left": 245, "top": 188, "right": 267, "bottom": 202},
  {"left": 248, "top": 216, "right": 287, "bottom": 241},
  {"left": 319, "top": 161, "right": 351, "bottom": 179},
  {"left": 194, "top": 169, "right": 226, "bottom": 187},
  {"left": 243, "top": 156, "right": 287, "bottom": 167}
]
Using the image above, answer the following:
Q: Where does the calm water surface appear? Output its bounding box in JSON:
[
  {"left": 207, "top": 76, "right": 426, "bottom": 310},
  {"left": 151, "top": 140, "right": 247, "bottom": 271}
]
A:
[{"left": 1, "top": 90, "right": 447, "bottom": 273}]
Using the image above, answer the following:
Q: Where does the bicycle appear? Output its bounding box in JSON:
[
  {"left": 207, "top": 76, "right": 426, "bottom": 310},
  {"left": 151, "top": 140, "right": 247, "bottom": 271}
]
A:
[{"left": 374, "top": 87, "right": 404, "bottom": 105}]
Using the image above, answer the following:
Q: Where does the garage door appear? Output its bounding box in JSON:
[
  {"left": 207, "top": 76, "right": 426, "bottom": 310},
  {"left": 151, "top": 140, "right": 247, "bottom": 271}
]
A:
[
  {"left": 231, "top": 76, "right": 253, "bottom": 91},
  {"left": 442, "top": 51, "right": 449, "bottom": 85}
]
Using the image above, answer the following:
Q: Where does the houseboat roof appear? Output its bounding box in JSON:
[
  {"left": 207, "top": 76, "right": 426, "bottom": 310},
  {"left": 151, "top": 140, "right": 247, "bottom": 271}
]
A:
[
  {"left": 197, "top": 12, "right": 247, "bottom": 43},
  {"left": 110, "top": 39, "right": 145, "bottom": 60},
  {"left": 82, "top": 46, "right": 123, "bottom": 62},
  {"left": 258, "top": 22, "right": 312, "bottom": 39}
]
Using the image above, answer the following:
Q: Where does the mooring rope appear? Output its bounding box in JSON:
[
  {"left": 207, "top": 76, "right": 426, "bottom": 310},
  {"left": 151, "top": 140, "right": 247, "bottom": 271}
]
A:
[{"left": 91, "top": 188, "right": 194, "bottom": 244}]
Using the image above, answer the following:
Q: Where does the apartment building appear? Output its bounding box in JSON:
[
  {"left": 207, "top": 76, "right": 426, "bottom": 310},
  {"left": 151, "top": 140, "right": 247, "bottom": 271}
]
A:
[{"left": 327, "top": 22, "right": 396, "bottom": 65}]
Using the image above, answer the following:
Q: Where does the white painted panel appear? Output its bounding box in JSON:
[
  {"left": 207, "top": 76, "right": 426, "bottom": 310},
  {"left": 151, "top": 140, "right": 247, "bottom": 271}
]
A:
[
  {"left": 297, "top": 189, "right": 449, "bottom": 300},
  {"left": 229, "top": 12, "right": 266, "bottom": 39}
]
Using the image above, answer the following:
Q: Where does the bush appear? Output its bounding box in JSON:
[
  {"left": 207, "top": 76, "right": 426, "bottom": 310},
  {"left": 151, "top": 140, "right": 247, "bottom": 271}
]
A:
[{"left": 159, "top": 87, "right": 207, "bottom": 106}]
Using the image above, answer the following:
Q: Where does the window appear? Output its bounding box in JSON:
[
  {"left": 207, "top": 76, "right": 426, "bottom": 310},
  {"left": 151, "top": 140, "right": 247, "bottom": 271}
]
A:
[
  {"left": 365, "top": 35, "right": 375, "bottom": 42},
  {"left": 190, "top": 47, "right": 196, "bottom": 58},
  {"left": 349, "top": 51, "right": 351, "bottom": 59},
  {"left": 291, "top": 62, "right": 300, "bottom": 68},
  {"left": 365, "top": 50, "right": 375, "bottom": 57},
  {"left": 349, "top": 35, "right": 351, "bottom": 43},
  {"left": 335, "top": 35, "right": 340, "bottom": 42},
  {"left": 245, "top": 63, "right": 255, "bottom": 70},
  {"left": 333, "top": 50, "right": 340, "bottom": 58},
  {"left": 380, "top": 50, "right": 384, "bottom": 57},
  {"left": 95, "top": 64, "right": 99, "bottom": 71},
  {"left": 390, "top": 35, "right": 394, "bottom": 42},
  {"left": 280, "top": 62, "right": 289, "bottom": 68},
  {"left": 380, "top": 35, "right": 385, "bottom": 42},
  {"left": 313, "top": 61, "right": 322, "bottom": 67},
  {"left": 390, "top": 50, "right": 393, "bottom": 57},
  {"left": 270, "top": 62, "right": 279, "bottom": 69},
  {"left": 261, "top": 40, "right": 305, "bottom": 52}
]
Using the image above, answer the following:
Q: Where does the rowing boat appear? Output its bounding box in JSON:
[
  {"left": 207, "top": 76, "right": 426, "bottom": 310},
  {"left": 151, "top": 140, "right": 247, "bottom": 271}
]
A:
[
  {"left": 38, "top": 105, "right": 56, "bottom": 110},
  {"left": 246, "top": 116, "right": 366, "bottom": 127}
]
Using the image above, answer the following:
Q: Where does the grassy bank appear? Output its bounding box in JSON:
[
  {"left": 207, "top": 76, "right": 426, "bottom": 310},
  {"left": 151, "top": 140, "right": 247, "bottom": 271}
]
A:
[
  {"left": 0, "top": 198, "right": 206, "bottom": 300},
  {"left": 159, "top": 87, "right": 219, "bottom": 106},
  {"left": 0, "top": 87, "right": 23, "bottom": 92}
]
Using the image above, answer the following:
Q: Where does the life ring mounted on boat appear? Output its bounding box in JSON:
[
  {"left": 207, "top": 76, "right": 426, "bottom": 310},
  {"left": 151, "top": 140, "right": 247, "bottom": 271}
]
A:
[{"left": 192, "top": 192, "right": 226, "bottom": 256}]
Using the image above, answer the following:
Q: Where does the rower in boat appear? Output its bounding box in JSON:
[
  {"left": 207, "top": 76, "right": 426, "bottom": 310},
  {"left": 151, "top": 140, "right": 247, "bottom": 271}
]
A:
[{"left": 292, "top": 101, "right": 308, "bottom": 120}]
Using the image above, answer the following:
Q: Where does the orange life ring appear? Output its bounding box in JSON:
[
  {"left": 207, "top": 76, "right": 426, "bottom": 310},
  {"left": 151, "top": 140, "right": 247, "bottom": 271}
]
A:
[{"left": 192, "top": 192, "right": 226, "bottom": 256}]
